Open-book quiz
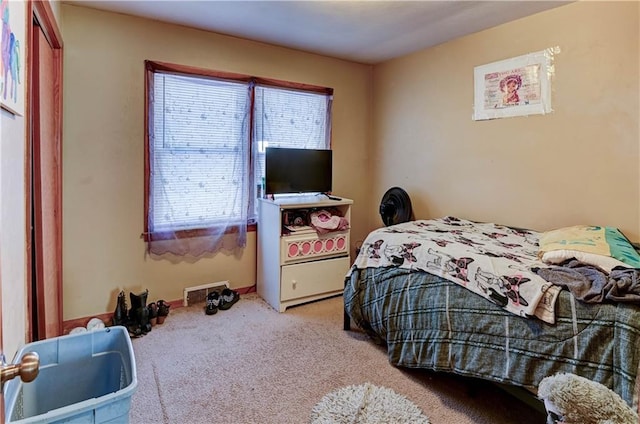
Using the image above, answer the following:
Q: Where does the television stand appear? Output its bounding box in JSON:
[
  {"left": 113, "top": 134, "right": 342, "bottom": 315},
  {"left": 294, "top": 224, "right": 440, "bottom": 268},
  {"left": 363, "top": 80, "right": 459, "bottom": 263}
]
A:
[{"left": 257, "top": 196, "right": 353, "bottom": 312}]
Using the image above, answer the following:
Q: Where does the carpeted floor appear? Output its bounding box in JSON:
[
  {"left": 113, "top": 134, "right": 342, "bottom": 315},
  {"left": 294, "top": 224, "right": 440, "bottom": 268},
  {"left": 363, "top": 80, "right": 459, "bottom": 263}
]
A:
[{"left": 129, "top": 293, "right": 547, "bottom": 423}]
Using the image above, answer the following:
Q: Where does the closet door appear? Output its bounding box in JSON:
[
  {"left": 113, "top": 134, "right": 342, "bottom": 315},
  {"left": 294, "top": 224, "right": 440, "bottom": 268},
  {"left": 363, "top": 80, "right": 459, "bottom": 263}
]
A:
[{"left": 30, "top": 5, "right": 63, "bottom": 339}]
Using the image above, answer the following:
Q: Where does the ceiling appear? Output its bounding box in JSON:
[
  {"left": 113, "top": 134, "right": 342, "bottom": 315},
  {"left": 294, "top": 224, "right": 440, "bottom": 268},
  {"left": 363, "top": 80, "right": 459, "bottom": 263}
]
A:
[{"left": 67, "top": 1, "right": 571, "bottom": 64}]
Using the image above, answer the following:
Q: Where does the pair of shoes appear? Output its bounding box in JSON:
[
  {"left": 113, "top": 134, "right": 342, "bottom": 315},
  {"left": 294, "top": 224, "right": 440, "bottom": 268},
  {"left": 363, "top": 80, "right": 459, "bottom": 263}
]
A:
[
  {"left": 112, "top": 290, "right": 153, "bottom": 337},
  {"left": 204, "top": 288, "right": 239, "bottom": 315}
]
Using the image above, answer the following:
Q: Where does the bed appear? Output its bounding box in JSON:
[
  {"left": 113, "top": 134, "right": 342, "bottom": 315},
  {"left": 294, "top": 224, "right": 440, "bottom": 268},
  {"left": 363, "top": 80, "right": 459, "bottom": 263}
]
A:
[{"left": 343, "top": 216, "right": 640, "bottom": 409}]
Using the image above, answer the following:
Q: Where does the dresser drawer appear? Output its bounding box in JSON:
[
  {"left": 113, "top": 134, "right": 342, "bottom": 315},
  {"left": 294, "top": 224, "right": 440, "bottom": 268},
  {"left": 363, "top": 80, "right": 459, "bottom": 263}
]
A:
[
  {"left": 280, "top": 256, "right": 349, "bottom": 301},
  {"left": 280, "top": 230, "right": 349, "bottom": 265}
]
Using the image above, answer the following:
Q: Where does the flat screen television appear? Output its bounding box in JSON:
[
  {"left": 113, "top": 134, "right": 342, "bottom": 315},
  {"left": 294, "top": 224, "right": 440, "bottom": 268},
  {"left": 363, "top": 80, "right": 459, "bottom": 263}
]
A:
[{"left": 265, "top": 147, "right": 332, "bottom": 195}]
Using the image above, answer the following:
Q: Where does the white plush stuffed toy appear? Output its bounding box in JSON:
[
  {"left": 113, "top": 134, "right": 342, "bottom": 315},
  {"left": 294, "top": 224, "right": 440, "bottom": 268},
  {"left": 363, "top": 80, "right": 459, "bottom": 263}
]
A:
[{"left": 538, "top": 373, "right": 638, "bottom": 424}]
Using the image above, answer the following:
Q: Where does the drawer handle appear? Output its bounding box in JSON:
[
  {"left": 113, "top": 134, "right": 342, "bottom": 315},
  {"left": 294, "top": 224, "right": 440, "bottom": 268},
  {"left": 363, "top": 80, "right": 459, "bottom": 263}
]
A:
[{"left": 292, "top": 280, "right": 297, "bottom": 290}]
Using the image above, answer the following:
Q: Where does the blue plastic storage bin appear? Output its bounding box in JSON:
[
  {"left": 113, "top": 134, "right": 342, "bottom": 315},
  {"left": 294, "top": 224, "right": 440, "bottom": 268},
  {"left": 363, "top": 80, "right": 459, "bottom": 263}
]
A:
[{"left": 4, "top": 326, "right": 137, "bottom": 424}]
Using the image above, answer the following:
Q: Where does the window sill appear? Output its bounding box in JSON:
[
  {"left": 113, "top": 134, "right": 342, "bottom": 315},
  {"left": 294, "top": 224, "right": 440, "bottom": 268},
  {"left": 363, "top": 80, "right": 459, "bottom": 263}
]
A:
[{"left": 142, "top": 222, "right": 256, "bottom": 242}]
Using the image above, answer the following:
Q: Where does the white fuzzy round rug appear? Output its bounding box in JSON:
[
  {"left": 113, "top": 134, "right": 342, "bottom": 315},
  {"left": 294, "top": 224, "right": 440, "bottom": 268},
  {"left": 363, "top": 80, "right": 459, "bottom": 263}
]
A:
[{"left": 310, "top": 382, "right": 430, "bottom": 424}]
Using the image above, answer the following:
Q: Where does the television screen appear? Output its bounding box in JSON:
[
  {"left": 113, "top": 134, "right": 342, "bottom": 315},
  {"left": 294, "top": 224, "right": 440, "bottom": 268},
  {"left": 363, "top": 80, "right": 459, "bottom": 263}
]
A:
[{"left": 265, "top": 148, "right": 332, "bottom": 195}]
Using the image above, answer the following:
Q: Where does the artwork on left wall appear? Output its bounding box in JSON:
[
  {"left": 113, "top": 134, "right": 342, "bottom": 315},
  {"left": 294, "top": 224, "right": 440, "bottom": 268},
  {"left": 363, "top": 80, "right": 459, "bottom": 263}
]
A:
[
  {"left": 473, "top": 48, "right": 557, "bottom": 121},
  {"left": 1, "top": 0, "right": 25, "bottom": 116}
]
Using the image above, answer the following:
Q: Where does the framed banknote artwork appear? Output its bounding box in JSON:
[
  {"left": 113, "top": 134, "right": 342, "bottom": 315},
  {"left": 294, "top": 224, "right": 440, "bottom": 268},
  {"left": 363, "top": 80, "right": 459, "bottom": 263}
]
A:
[{"left": 473, "top": 49, "right": 554, "bottom": 121}]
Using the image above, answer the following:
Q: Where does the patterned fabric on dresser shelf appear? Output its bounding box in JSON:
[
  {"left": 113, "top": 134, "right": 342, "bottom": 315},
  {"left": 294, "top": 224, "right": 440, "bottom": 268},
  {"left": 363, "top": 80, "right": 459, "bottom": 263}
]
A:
[{"left": 344, "top": 266, "right": 640, "bottom": 408}]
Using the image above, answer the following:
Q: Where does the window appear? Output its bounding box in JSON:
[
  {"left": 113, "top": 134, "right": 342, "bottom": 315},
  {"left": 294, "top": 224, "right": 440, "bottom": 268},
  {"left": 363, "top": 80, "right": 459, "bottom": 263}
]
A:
[
  {"left": 253, "top": 85, "right": 332, "bottom": 196},
  {"left": 144, "top": 61, "right": 333, "bottom": 256}
]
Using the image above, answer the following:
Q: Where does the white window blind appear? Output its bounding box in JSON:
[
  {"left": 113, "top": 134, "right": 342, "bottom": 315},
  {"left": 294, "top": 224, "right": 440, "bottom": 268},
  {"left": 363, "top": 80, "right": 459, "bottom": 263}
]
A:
[
  {"left": 151, "top": 73, "right": 250, "bottom": 232},
  {"left": 253, "top": 85, "right": 331, "bottom": 193}
]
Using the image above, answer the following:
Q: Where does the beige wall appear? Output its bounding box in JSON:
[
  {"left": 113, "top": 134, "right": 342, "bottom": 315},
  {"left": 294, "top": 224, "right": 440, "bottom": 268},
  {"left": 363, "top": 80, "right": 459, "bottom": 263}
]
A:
[
  {"left": 371, "top": 1, "right": 639, "bottom": 242},
  {"left": 61, "top": 5, "right": 372, "bottom": 320}
]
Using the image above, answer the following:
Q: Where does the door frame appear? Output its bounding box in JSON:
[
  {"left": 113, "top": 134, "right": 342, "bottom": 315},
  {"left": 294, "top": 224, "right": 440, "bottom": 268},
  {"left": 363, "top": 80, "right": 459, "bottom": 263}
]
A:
[{"left": 26, "top": 0, "right": 63, "bottom": 340}]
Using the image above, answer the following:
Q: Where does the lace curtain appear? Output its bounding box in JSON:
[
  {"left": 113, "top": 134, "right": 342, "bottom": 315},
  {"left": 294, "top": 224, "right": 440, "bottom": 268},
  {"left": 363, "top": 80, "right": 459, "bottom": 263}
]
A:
[
  {"left": 144, "top": 61, "right": 334, "bottom": 258},
  {"left": 146, "top": 73, "right": 251, "bottom": 257}
]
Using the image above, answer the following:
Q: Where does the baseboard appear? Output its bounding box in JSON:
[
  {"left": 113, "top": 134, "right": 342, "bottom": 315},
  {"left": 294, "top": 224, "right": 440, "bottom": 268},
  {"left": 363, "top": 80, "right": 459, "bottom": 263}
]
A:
[{"left": 62, "top": 285, "right": 256, "bottom": 335}]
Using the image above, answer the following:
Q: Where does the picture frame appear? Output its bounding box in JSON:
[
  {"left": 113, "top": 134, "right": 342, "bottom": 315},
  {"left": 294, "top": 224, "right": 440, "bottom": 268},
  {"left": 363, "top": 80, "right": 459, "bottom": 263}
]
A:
[
  {"left": 1, "top": 0, "right": 26, "bottom": 117},
  {"left": 473, "top": 50, "right": 553, "bottom": 121}
]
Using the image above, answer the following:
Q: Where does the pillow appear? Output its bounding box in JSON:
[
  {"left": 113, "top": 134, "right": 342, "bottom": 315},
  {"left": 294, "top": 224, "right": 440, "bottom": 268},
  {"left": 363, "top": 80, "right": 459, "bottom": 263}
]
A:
[{"left": 538, "top": 225, "right": 640, "bottom": 271}]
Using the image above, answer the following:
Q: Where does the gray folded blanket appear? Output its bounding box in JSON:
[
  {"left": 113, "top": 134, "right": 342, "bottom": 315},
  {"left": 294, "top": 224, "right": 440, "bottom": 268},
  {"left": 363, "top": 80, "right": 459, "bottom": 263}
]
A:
[{"left": 534, "top": 259, "right": 640, "bottom": 303}]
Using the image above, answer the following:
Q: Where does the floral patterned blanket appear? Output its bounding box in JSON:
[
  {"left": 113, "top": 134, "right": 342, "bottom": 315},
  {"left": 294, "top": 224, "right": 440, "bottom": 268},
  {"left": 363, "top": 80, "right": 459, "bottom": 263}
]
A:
[{"left": 350, "top": 217, "right": 561, "bottom": 323}]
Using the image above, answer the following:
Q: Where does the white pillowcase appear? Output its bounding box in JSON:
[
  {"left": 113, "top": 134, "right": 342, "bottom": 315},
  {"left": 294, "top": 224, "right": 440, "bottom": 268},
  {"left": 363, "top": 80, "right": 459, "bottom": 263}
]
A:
[{"left": 541, "top": 249, "right": 630, "bottom": 274}]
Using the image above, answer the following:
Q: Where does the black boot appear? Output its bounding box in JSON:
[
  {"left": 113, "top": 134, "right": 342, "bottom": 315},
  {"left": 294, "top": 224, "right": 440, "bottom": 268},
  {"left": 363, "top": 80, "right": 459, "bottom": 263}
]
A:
[
  {"left": 129, "top": 290, "right": 151, "bottom": 334},
  {"left": 112, "top": 291, "right": 128, "bottom": 326}
]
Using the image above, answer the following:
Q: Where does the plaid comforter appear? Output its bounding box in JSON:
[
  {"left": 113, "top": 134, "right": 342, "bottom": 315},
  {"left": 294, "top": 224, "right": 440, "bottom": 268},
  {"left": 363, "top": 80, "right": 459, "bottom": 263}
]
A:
[
  {"left": 349, "top": 217, "right": 561, "bottom": 323},
  {"left": 344, "top": 229, "right": 640, "bottom": 408}
]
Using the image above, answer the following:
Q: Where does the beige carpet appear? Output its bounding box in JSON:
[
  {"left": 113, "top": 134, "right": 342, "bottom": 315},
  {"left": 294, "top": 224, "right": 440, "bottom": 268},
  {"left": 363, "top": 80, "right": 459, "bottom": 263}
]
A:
[{"left": 129, "top": 293, "right": 546, "bottom": 423}]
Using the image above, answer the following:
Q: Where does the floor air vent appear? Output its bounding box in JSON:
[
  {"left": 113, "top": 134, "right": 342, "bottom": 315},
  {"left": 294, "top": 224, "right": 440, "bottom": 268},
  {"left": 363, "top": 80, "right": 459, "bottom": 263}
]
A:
[{"left": 183, "top": 281, "right": 229, "bottom": 307}]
